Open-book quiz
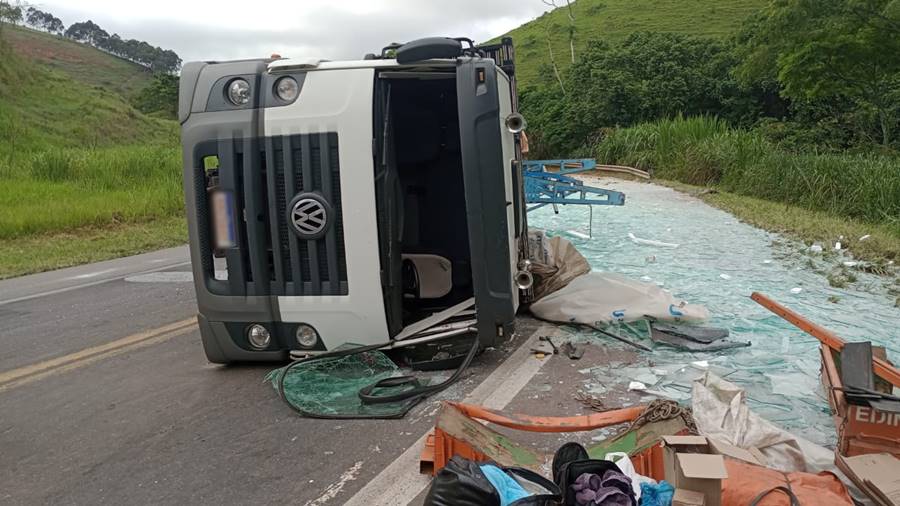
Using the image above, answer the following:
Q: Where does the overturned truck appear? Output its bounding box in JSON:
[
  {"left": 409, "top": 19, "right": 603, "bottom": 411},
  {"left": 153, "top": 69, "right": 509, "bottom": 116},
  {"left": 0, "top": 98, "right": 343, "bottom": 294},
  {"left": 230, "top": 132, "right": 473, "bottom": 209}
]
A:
[{"left": 178, "top": 37, "right": 530, "bottom": 363}]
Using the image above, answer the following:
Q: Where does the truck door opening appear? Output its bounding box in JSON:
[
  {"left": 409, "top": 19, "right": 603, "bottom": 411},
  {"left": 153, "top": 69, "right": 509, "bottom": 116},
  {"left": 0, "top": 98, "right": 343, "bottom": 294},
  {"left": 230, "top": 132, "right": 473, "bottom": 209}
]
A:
[{"left": 374, "top": 71, "right": 473, "bottom": 335}]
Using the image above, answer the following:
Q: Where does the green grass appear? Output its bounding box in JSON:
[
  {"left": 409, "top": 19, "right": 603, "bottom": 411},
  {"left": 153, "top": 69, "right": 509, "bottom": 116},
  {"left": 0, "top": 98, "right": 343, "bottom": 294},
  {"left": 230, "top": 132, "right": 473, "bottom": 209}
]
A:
[
  {"left": 0, "top": 50, "right": 176, "bottom": 161},
  {"left": 0, "top": 216, "right": 187, "bottom": 279},
  {"left": 0, "top": 30, "right": 185, "bottom": 277},
  {"left": 497, "top": 0, "right": 766, "bottom": 86},
  {"left": 0, "top": 145, "right": 183, "bottom": 238},
  {"left": 3, "top": 24, "right": 153, "bottom": 99},
  {"left": 594, "top": 116, "right": 900, "bottom": 228}
]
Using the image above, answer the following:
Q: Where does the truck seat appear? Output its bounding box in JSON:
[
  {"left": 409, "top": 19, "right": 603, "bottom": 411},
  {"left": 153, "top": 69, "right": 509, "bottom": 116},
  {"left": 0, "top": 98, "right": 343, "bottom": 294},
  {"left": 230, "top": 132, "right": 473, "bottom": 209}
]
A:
[{"left": 402, "top": 254, "right": 453, "bottom": 299}]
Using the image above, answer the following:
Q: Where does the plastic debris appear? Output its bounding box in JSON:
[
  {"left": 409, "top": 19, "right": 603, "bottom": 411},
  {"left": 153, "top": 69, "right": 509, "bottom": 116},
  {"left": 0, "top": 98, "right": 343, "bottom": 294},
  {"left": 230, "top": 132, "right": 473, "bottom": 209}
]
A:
[
  {"left": 627, "top": 232, "right": 679, "bottom": 249},
  {"left": 628, "top": 381, "right": 647, "bottom": 391},
  {"left": 835, "top": 241, "right": 842, "bottom": 250},
  {"left": 568, "top": 230, "right": 591, "bottom": 240},
  {"left": 720, "top": 274, "right": 732, "bottom": 280},
  {"left": 790, "top": 287, "right": 803, "bottom": 294},
  {"left": 809, "top": 244, "right": 823, "bottom": 253},
  {"left": 858, "top": 234, "right": 871, "bottom": 242},
  {"left": 528, "top": 179, "right": 899, "bottom": 448},
  {"left": 842, "top": 261, "right": 858, "bottom": 268}
]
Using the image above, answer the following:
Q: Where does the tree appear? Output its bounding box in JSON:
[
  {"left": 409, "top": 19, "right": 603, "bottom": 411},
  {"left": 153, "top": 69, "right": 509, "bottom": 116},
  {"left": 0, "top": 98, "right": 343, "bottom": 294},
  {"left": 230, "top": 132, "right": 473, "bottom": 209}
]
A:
[
  {"left": 65, "top": 20, "right": 107, "bottom": 46},
  {"left": 735, "top": 0, "right": 900, "bottom": 146},
  {"left": 133, "top": 72, "right": 179, "bottom": 118},
  {"left": 0, "top": 1, "right": 22, "bottom": 25},
  {"left": 551, "top": 33, "right": 756, "bottom": 153},
  {"left": 23, "top": 7, "right": 64, "bottom": 34},
  {"left": 25, "top": 6, "right": 40, "bottom": 28},
  {"left": 46, "top": 15, "right": 64, "bottom": 35}
]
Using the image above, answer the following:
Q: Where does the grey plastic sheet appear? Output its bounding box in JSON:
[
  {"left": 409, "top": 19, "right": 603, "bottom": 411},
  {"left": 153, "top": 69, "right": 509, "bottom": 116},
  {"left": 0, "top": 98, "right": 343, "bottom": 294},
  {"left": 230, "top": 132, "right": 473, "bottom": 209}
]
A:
[{"left": 527, "top": 178, "right": 900, "bottom": 448}]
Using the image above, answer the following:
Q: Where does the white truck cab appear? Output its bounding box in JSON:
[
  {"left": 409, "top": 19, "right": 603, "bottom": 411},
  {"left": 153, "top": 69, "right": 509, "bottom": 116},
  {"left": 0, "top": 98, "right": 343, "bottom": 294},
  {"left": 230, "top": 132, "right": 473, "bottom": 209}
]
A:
[{"left": 178, "top": 37, "right": 528, "bottom": 363}]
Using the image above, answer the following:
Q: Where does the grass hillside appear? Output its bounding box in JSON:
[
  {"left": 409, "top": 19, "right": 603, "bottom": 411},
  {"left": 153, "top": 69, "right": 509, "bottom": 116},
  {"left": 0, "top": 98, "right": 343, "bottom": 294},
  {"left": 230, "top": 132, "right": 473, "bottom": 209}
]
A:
[
  {"left": 4, "top": 24, "right": 153, "bottom": 99},
  {"left": 0, "top": 26, "right": 183, "bottom": 278},
  {"left": 0, "top": 26, "right": 176, "bottom": 158},
  {"left": 500, "top": 0, "right": 767, "bottom": 86}
]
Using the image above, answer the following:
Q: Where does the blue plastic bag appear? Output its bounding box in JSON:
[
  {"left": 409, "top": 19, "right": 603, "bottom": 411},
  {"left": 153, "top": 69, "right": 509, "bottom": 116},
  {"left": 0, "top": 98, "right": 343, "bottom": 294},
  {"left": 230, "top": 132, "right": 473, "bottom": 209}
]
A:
[
  {"left": 639, "top": 480, "right": 675, "bottom": 506},
  {"left": 480, "top": 464, "right": 531, "bottom": 506}
]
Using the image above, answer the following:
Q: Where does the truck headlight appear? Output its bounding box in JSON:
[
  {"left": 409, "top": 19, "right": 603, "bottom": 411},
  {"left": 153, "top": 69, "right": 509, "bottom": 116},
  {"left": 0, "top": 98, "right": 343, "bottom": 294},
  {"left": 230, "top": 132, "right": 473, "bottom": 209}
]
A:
[
  {"left": 247, "top": 324, "right": 271, "bottom": 349},
  {"left": 295, "top": 324, "right": 318, "bottom": 348},
  {"left": 227, "top": 78, "right": 251, "bottom": 105},
  {"left": 275, "top": 76, "right": 299, "bottom": 102}
]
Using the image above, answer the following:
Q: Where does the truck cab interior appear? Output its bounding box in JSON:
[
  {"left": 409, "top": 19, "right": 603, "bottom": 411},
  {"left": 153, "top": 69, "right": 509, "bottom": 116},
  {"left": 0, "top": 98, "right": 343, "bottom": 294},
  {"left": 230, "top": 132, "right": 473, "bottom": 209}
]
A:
[{"left": 374, "top": 69, "right": 474, "bottom": 336}]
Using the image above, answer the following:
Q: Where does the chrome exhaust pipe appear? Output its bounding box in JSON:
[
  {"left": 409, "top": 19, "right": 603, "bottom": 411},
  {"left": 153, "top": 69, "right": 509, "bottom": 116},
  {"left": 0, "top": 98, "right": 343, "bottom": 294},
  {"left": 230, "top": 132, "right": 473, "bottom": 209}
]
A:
[
  {"left": 515, "top": 259, "right": 534, "bottom": 292},
  {"left": 505, "top": 112, "right": 527, "bottom": 134},
  {"left": 515, "top": 270, "right": 534, "bottom": 291}
]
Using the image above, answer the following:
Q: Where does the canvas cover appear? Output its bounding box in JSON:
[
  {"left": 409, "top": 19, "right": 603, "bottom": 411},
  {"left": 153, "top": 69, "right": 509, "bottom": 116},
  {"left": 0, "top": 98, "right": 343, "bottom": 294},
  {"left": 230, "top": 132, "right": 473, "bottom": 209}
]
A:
[{"left": 530, "top": 271, "right": 710, "bottom": 325}]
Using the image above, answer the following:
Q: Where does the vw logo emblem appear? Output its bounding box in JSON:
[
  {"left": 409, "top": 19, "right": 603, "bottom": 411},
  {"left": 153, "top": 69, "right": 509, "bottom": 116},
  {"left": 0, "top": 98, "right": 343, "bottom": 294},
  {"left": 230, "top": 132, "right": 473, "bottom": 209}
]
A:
[{"left": 288, "top": 193, "right": 331, "bottom": 239}]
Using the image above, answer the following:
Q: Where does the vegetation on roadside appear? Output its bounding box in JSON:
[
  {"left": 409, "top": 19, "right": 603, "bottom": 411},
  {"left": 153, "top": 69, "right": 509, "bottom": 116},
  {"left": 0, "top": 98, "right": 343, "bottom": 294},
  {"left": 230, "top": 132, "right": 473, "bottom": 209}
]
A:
[
  {"left": 0, "top": 216, "right": 187, "bottom": 280},
  {"left": 0, "top": 22, "right": 184, "bottom": 275},
  {"left": 595, "top": 117, "right": 900, "bottom": 228},
  {"left": 499, "top": 0, "right": 766, "bottom": 86},
  {"left": 516, "top": 0, "right": 899, "bottom": 262}
]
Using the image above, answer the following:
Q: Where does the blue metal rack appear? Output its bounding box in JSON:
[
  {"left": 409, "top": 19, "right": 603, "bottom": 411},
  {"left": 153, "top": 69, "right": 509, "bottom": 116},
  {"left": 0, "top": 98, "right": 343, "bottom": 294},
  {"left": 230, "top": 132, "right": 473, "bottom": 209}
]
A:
[{"left": 522, "top": 159, "right": 625, "bottom": 212}]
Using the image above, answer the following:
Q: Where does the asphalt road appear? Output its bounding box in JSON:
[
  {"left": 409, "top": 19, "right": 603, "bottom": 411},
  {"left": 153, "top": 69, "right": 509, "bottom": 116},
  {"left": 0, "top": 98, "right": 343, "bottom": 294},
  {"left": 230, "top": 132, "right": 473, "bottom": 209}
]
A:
[{"left": 0, "top": 247, "right": 544, "bottom": 505}]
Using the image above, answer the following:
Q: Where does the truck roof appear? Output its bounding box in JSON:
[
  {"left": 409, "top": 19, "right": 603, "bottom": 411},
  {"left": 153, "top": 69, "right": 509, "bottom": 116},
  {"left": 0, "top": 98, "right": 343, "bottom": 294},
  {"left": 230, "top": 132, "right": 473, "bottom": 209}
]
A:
[{"left": 267, "top": 58, "right": 460, "bottom": 73}]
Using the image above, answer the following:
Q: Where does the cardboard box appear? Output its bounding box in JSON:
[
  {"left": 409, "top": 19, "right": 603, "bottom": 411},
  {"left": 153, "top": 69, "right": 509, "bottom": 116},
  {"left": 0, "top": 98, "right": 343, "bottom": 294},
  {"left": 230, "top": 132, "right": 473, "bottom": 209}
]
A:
[
  {"left": 836, "top": 453, "right": 900, "bottom": 506},
  {"left": 707, "top": 438, "right": 767, "bottom": 467},
  {"left": 673, "top": 488, "right": 706, "bottom": 506},
  {"left": 662, "top": 436, "right": 728, "bottom": 506}
]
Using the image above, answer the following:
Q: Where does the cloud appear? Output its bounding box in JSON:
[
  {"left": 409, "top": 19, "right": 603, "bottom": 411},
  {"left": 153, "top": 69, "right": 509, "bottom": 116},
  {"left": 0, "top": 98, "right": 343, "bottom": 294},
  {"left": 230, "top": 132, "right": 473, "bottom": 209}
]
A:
[{"left": 41, "top": 0, "right": 547, "bottom": 63}]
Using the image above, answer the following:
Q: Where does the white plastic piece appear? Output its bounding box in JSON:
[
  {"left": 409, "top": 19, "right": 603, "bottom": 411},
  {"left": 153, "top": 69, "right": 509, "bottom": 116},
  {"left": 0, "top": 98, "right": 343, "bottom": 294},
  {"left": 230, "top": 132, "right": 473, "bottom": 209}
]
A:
[
  {"left": 763, "top": 259, "right": 773, "bottom": 264},
  {"left": 842, "top": 261, "right": 858, "bottom": 268},
  {"left": 567, "top": 230, "right": 590, "bottom": 240},
  {"left": 628, "top": 232, "right": 679, "bottom": 249},
  {"left": 720, "top": 273, "right": 732, "bottom": 280},
  {"left": 790, "top": 287, "right": 803, "bottom": 294},
  {"left": 834, "top": 241, "right": 842, "bottom": 250},
  {"left": 692, "top": 360, "right": 710, "bottom": 369},
  {"left": 859, "top": 234, "right": 871, "bottom": 242},
  {"left": 628, "top": 381, "right": 647, "bottom": 391},
  {"left": 808, "top": 244, "right": 823, "bottom": 254}
]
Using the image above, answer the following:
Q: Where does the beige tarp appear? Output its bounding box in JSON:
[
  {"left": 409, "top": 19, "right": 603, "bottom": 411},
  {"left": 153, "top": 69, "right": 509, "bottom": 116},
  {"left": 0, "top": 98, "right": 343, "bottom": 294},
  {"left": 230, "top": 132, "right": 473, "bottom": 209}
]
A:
[{"left": 527, "top": 230, "right": 591, "bottom": 302}]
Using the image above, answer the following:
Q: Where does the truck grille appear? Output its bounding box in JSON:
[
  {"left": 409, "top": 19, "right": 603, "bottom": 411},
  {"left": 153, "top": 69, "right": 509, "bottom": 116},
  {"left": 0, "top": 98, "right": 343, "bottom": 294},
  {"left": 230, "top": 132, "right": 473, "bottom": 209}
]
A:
[{"left": 199, "top": 133, "right": 348, "bottom": 296}]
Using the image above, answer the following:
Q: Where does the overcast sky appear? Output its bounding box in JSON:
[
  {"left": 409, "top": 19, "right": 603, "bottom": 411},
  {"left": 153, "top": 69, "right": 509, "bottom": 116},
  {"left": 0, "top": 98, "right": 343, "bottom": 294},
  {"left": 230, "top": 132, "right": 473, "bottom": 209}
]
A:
[{"left": 37, "top": 0, "right": 548, "bottom": 63}]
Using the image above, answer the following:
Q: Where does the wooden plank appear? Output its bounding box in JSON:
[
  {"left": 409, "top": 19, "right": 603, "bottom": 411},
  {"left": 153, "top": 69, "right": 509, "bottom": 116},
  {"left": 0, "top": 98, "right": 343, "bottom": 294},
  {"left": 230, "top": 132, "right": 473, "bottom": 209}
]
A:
[
  {"left": 842, "top": 342, "right": 875, "bottom": 391},
  {"left": 435, "top": 402, "right": 546, "bottom": 471}
]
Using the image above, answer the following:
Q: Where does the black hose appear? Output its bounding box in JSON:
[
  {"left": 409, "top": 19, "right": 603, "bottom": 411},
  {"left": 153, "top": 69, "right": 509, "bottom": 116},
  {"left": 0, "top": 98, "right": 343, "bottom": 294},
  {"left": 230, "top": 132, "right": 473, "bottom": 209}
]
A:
[{"left": 276, "top": 334, "right": 480, "bottom": 419}]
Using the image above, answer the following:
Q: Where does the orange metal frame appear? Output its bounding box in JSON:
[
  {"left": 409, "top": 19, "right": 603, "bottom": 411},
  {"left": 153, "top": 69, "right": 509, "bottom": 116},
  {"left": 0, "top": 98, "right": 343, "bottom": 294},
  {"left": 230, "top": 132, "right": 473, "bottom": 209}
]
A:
[
  {"left": 751, "top": 292, "right": 900, "bottom": 387},
  {"left": 420, "top": 401, "right": 667, "bottom": 479},
  {"left": 820, "top": 343, "right": 900, "bottom": 458}
]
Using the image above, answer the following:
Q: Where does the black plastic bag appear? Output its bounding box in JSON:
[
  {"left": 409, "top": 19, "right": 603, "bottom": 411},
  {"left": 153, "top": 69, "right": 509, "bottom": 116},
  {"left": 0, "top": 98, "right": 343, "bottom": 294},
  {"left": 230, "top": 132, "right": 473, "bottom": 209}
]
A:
[
  {"left": 551, "top": 443, "right": 635, "bottom": 506},
  {"left": 424, "top": 456, "right": 561, "bottom": 506}
]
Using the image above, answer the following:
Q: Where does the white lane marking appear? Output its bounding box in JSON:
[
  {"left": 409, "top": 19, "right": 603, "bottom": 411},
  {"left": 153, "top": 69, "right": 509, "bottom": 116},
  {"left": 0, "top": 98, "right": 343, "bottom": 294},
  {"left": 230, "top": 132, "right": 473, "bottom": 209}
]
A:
[
  {"left": 342, "top": 325, "right": 554, "bottom": 506},
  {"left": 125, "top": 272, "right": 194, "bottom": 283},
  {"left": 124, "top": 271, "right": 226, "bottom": 283},
  {"left": 67, "top": 268, "right": 118, "bottom": 280},
  {"left": 306, "top": 460, "right": 364, "bottom": 506},
  {"left": 0, "top": 261, "right": 191, "bottom": 306}
]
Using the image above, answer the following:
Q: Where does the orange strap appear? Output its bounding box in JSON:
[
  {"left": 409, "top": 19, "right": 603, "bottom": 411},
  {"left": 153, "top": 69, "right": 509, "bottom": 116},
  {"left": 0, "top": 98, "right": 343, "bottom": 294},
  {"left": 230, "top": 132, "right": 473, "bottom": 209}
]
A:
[
  {"left": 752, "top": 292, "right": 900, "bottom": 387},
  {"left": 447, "top": 402, "right": 644, "bottom": 433}
]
